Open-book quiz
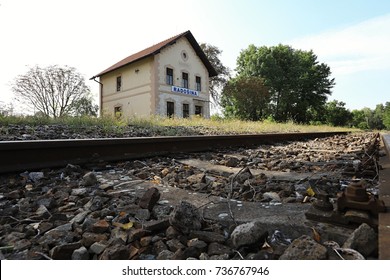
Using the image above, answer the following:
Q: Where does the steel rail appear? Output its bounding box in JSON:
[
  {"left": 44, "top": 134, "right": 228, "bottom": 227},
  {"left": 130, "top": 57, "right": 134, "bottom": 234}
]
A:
[{"left": 0, "top": 131, "right": 348, "bottom": 174}]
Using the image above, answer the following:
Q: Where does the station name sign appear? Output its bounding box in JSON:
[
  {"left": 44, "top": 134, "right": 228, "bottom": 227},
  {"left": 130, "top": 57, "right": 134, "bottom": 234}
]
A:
[{"left": 171, "top": 86, "right": 199, "bottom": 96}]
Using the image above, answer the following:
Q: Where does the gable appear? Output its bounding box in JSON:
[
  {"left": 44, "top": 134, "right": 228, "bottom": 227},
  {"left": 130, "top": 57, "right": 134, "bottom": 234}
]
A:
[{"left": 91, "top": 31, "right": 217, "bottom": 80}]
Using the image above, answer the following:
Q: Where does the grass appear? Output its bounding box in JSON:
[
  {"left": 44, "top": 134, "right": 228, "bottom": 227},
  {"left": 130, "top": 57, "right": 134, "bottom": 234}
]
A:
[{"left": 0, "top": 114, "right": 360, "bottom": 135}]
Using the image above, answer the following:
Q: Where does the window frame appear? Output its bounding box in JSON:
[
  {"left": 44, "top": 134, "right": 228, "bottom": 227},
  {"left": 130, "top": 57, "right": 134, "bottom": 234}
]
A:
[
  {"left": 182, "top": 103, "right": 189, "bottom": 118},
  {"left": 195, "top": 105, "right": 202, "bottom": 116},
  {"left": 167, "top": 101, "right": 175, "bottom": 118},
  {"left": 182, "top": 72, "right": 189, "bottom": 89},
  {"left": 166, "top": 67, "right": 173, "bottom": 85},
  {"left": 116, "top": 76, "right": 122, "bottom": 92},
  {"left": 195, "top": 76, "right": 201, "bottom": 91}
]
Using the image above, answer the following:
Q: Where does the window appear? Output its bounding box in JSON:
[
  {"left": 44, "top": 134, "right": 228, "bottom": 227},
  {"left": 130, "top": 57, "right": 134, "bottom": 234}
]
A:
[
  {"left": 183, "top": 103, "right": 189, "bottom": 118},
  {"left": 114, "top": 106, "right": 122, "bottom": 119},
  {"left": 195, "top": 105, "right": 202, "bottom": 116},
  {"left": 166, "top": 68, "right": 173, "bottom": 85},
  {"left": 116, "top": 76, "right": 122, "bottom": 92},
  {"left": 167, "top": 101, "right": 174, "bottom": 117},
  {"left": 195, "top": 76, "right": 201, "bottom": 91},
  {"left": 182, "top": 72, "right": 188, "bottom": 89}
]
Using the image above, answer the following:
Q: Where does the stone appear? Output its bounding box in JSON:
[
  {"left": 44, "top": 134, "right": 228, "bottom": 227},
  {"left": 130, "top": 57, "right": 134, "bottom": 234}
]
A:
[
  {"left": 71, "top": 188, "right": 88, "bottom": 196},
  {"left": 135, "top": 208, "right": 151, "bottom": 221},
  {"left": 89, "top": 241, "right": 108, "bottom": 255},
  {"left": 166, "top": 226, "right": 180, "bottom": 239},
  {"left": 199, "top": 252, "right": 210, "bottom": 260},
  {"left": 157, "top": 250, "right": 175, "bottom": 260},
  {"left": 189, "top": 231, "right": 226, "bottom": 243},
  {"left": 82, "top": 232, "right": 108, "bottom": 248},
  {"left": 138, "top": 187, "right": 160, "bottom": 210},
  {"left": 342, "top": 223, "right": 377, "bottom": 257},
  {"left": 262, "top": 192, "right": 281, "bottom": 202},
  {"left": 34, "top": 204, "right": 51, "bottom": 219},
  {"left": 187, "top": 173, "right": 206, "bottom": 184},
  {"left": 50, "top": 242, "right": 82, "bottom": 260},
  {"left": 70, "top": 210, "right": 90, "bottom": 224},
  {"left": 235, "top": 167, "right": 253, "bottom": 184},
  {"left": 100, "top": 243, "right": 130, "bottom": 260},
  {"left": 28, "top": 172, "right": 44, "bottom": 182},
  {"left": 140, "top": 236, "right": 153, "bottom": 247},
  {"left": 187, "top": 238, "right": 208, "bottom": 251},
  {"left": 279, "top": 235, "right": 327, "bottom": 260},
  {"left": 230, "top": 220, "right": 267, "bottom": 248},
  {"left": 37, "top": 197, "right": 57, "bottom": 209},
  {"left": 143, "top": 219, "right": 170, "bottom": 232},
  {"left": 110, "top": 227, "right": 128, "bottom": 243},
  {"left": 166, "top": 239, "right": 186, "bottom": 252},
  {"left": 81, "top": 172, "right": 98, "bottom": 187},
  {"left": 207, "top": 242, "right": 232, "bottom": 256},
  {"left": 128, "top": 229, "right": 150, "bottom": 242},
  {"left": 169, "top": 201, "right": 202, "bottom": 234},
  {"left": 91, "top": 219, "right": 110, "bottom": 234},
  {"left": 13, "top": 239, "right": 31, "bottom": 251},
  {"left": 210, "top": 253, "right": 229, "bottom": 260},
  {"left": 225, "top": 156, "right": 240, "bottom": 167},
  {"left": 153, "top": 240, "right": 168, "bottom": 255},
  {"left": 72, "top": 246, "right": 89, "bottom": 260}
]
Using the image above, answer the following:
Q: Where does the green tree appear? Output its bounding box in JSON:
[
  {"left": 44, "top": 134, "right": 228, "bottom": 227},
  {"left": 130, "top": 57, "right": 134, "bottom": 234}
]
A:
[
  {"left": 71, "top": 96, "right": 99, "bottom": 117},
  {"left": 221, "top": 76, "right": 270, "bottom": 120},
  {"left": 11, "top": 65, "right": 91, "bottom": 118},
  {"left": 235, "top": 44, "right": 335, "bottom": 123},
  {"left": 324, "top": 100, "right": 352, "bottom": 127},
  {"left": 383, "top": 102, "right": 390, "bottom": 129},
  {"left": 199, "top": 43, "right": 230, "bottom": 104},
  {"left": 351, "top": 109, "right": 369, "bottom": 129}
]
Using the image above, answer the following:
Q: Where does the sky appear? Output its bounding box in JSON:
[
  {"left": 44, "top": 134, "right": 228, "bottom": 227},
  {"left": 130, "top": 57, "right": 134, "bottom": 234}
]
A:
[{"left": 1, "top": 0, "right": 390, "bottom": 113}]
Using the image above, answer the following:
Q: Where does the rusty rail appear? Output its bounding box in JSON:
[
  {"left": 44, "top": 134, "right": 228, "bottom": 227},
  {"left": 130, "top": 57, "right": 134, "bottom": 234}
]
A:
[{"left": 0, "top": 132, "right": 348, "bottom": 174}]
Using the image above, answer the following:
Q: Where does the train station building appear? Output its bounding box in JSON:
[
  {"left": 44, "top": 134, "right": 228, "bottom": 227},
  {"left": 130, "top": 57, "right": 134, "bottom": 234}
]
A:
[{"left": 91, "top": 30, "right": 217, "bottom": 119}]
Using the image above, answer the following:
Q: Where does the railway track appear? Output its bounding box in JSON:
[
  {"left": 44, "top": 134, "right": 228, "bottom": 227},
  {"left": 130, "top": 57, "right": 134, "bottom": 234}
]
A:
[
  {"left": 0, "top": 131, "right": 347, "bottom": 174},
  {"left": 0, "top": 131, "right": 389, "bottom": 260}
]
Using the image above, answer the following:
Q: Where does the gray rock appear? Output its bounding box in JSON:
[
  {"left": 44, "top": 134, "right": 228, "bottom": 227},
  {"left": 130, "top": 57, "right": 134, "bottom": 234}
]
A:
[
  {"left": 81, "top": 172, "right": 97, "bottom": 187},
  {"left": 71, "top": 188, "right": 88, "bottom": 196},
  {"left": 279, "top": 235, "right": 327, "bottom": 260},
  {"left": 225, "top": 157, "right": 240, "bottom": 167},
  {"left": 135, "top": 208, "right": 151, "bottom": 221},
  {"left": 169, "top": 201, "right": 202, "bottom": 234},
  {"left": 342, "top": 223, "right": 377, "bottom": 257},
  {"left": 199, "top": 252, "right": 210, "bottom": 260},
  {"left": 70, "top": 210, "right": 90, "bottom": 224},
  {"left": 72, "top": 246, "right": 89, "bottom": 260},
  {"left": 28, "top": 172, "right": 44, "bottom": 182},
  {"left": 157, "top": 250, "right": 175, "bottom": 260},
  {"left": 35, "top": 204, "right": 51, "bottom": 219},
  {"left": 230, "top": 220, "right": 267, "bottom": 248},
  {"left": 82, "top": 232, "right": 108, "bottom": 248},
  {"left": 189, "top": 231, "right": 226, "bottom": 243},
  {"left": 263, "top": 192, "right": 281, "bottom": 202},
  {"left": 50, "top": 242, "right": 82, "bottom": 260},
  {"left": 207, "top": 242, "right": 232, "bottom": 256},
  {"left": 153, "top": 240, "right": 168, "bottom": 255},
  {"left": 89, "top": 241, "right": 108, "bottom": 255},
  {"left": 187, "top": 238, "right": 208, "bottom": 251},
  {"left": 187, "top": 173, "right": 206, "bottom": 184},
  {"left": 100, "top": 243, "right": 130, "bottom": 260},
  {"left": 166, "top": 239, "right": 186, "bottom": 252},
  {"left": 138, "top": 187, "right": 160, "bottom": 210},
  {"left": 210, "top": 253, "right": 230, "bottom": 260}
]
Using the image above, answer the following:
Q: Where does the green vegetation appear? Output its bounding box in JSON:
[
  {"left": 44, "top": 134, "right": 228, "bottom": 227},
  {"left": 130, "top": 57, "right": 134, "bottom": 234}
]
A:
[{"left": 0, "top": 114, "right": 358, "bottom": 135}]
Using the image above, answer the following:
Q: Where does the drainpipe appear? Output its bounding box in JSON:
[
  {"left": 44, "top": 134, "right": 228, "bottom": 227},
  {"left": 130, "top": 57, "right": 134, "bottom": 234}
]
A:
[{"left": 92, "top": 77, "right": 103, "bottom": 117}]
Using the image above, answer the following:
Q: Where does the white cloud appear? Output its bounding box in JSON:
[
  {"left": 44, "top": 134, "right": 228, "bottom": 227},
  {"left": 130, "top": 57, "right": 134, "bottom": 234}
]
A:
[{"left": 289, "top": 13, "right": 390, "bottom": 76}]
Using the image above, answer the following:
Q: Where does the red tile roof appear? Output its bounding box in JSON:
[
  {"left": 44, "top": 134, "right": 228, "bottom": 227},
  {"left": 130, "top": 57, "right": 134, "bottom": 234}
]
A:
[{"left": 91, "top": 30, "right": 217, "bottom": 79}]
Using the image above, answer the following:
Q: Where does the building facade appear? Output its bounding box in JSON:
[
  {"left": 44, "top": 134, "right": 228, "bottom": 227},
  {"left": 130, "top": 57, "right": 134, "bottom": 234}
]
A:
[{"left": 91, "top": 31, "right": 217, "bottom": 119}]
